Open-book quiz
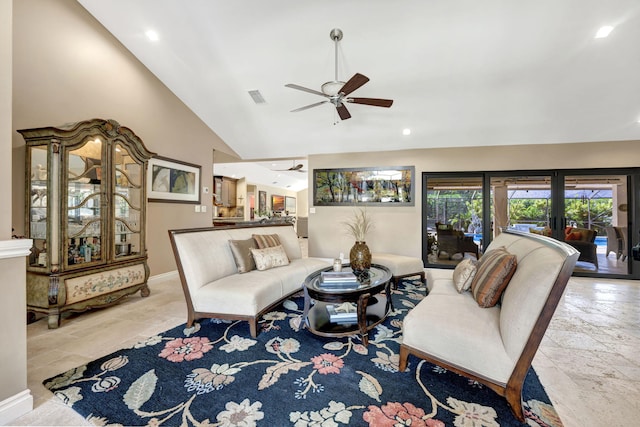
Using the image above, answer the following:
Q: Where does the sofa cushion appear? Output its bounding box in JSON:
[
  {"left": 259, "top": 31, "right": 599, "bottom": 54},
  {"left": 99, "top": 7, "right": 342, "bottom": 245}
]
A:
[
  {"left": 402, "top": 293, "right": 513, "bottom": 384},
  {"left": 251, "top": 245, "right": 290, "bottom": 271},
  {"left": 452, "top": 258, "right": 476, "bottom": 293},
  {"left": 229, "top": 238, "right": 258, "bottom": 273},
  {"left": 471, "top": 247, "right": 517, "bottom": 308},
  {"left": 252, "top": 233, "right": 282, "bottom": 249}
]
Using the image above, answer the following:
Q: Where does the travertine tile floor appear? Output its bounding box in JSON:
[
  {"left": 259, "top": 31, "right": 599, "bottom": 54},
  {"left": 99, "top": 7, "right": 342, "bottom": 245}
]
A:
[{"left": 11, "top": 262, "right": 640, "bottom": 426}]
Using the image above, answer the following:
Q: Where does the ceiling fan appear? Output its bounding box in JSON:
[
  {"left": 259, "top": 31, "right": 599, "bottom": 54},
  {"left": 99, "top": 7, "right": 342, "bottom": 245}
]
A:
[
  {"left": 285, "top": 28, "right": 393, "bottom": 120},
  {"left": 273, "top": 161, "right": 306, "bottom": 172}
]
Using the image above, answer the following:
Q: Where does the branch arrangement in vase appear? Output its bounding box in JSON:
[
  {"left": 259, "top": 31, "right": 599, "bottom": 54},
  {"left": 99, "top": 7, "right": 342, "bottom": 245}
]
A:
[{"left": 343, "top": 207, "right": 374, "bottom": 242}]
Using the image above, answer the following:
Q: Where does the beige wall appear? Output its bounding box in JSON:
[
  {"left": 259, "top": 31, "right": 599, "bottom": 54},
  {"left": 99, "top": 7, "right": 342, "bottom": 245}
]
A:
[
  {"left": 1, "top": 0, "right": 12, "bottom": 239},
  {"left": 11, "top": 0, "right": 238, "bottom": 275},
  {"left": 1, "top": 1, "right": 33, "bottom": 422},
  {"left": 297, "top": 188, "right": 309, "bottom": 216},
  {"left": 307, "top": 141, "right": 640, "bottom": 259}
]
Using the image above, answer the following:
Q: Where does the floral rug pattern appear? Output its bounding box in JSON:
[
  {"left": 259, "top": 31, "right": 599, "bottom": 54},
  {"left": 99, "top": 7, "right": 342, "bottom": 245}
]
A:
[{"left": 44, "top": 279, "right": 561, "bottom": 426}]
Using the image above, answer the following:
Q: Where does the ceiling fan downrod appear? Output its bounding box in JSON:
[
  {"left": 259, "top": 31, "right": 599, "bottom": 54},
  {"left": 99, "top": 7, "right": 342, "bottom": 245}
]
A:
[{"left": 330, "top": 28, "right": 343, "bottom": 83}]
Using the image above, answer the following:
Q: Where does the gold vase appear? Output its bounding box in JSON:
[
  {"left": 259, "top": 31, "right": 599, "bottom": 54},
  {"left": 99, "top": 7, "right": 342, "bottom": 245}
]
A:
[{"left": 349, "top": 241, "right": 372, "bottom": 274}]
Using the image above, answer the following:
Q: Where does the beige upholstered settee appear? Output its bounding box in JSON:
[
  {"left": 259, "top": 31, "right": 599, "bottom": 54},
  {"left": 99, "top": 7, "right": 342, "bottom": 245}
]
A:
[
  {"left": 169, "top": 224, "right": 330, "bottom": 337},
  {"left": 399, "top": 228, "right": 579, "bottom": 421}
]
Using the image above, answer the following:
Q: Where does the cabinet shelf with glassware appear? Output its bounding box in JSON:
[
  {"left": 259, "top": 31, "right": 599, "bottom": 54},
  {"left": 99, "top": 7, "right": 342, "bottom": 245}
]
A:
[{"left": 20, "top": 118, "right": 155, "bottom": 328}]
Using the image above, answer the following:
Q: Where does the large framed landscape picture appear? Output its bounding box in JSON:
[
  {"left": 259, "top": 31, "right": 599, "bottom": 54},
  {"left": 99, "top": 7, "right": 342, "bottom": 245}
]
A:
[
  {"left": 314, "top": 166, "right": 415, "bottom": 206},
  {"left": 148, "top": 156, "right": 201, "bottom": 204}
]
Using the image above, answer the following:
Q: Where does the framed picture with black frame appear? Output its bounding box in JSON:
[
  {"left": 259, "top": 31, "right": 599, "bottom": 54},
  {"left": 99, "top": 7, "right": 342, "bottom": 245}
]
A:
[
  {"left": 313, "top": 166, "right": 414, "bottom": 206},
  {"left": 271, "top": 194, "right": 285, "bottom": 212},
  {"left": 258, "top": 190, "right": 267, "bottom": 214}
]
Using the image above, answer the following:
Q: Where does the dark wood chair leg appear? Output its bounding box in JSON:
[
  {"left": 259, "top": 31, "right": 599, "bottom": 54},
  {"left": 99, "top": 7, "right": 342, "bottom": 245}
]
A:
[
  {"left": 249, "top": 319, "right": 258, "bottom": 338},
  {"left": 398, "top": 345, "right": 409, "bottom": 372},
  {"left": 505, "top": 384, "right": 525, "bottom": 422}
]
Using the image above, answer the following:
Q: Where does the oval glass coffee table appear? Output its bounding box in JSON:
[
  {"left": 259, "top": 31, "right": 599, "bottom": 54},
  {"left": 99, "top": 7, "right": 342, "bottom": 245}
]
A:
[{"left": 303, "top": 263, "right": 392, "bottom": 346}]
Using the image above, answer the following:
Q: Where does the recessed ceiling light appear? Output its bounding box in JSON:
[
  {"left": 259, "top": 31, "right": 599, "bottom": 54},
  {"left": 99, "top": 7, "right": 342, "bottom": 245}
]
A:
[
  {"left": 402, "top": 128, "right": 411, "bottom": 136},
  {"left": 595, "top": 26, "right": 614, "bottom": 39},
  {"left": 145, "top": 30, "right": 159, "bottom": 41}
]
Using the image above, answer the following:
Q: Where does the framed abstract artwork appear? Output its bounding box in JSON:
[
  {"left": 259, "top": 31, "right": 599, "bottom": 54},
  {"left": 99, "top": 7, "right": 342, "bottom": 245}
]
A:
[{"left": 148, "top": 156, "right": 201, "bottom": 203}]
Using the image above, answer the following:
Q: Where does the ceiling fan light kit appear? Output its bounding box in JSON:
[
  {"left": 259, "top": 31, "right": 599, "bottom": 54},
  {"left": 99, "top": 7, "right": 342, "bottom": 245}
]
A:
[{"left": 285, "top": 28, "right": 393, "bottom": 120}]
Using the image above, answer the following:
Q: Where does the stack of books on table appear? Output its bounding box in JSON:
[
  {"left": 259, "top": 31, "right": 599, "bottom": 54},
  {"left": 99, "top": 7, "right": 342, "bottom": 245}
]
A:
[
  {"left": 319, "top": 271, "right": 359, "bottom": 289},
  {"left": 326, "top": 303, "right": 358, "bottom": 323}
]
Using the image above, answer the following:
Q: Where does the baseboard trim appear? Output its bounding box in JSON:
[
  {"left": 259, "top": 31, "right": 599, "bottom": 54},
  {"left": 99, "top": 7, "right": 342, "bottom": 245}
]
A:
[
  {"left": 148, "top": 270, "right": 179, "bottom": 284},
  {"left": 0, "top": 389, "right": 33, "bottom": 425}
]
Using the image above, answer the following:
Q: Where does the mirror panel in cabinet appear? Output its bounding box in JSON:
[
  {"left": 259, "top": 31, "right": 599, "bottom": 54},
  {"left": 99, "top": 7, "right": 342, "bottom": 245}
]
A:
[
  {"left": 114, "top": 142, "right": 142, "bottom": 258},
  {"left": 65, "top": 137, "right": 103, "bottom": 268}
]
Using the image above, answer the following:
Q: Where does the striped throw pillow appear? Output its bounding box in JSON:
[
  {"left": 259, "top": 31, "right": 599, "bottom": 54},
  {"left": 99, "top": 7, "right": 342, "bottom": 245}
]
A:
[
  {"left": 470, "top": 247, "right": 517, "bottom": 308},
  {"left": 252, "top": 234, "right": 281, "bottom": 249}
]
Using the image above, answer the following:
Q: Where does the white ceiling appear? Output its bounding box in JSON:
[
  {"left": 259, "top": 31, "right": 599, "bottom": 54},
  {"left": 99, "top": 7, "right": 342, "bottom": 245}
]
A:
[
  {"left": 214, "top": 159, "right": 309, "bottom": 192},
  {"left": 78, "top": 1, "right": 640, "bottom": 190}
]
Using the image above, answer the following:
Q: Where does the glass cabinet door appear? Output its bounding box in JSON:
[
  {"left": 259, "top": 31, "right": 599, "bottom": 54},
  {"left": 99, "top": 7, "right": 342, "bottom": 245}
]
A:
[
  {"left": 65, "top": 138, "right": 103, "bottom": 268},
  {"left": 28, "top": 145, "right": 49, "bottom": 268},
  {"left": 113, "top": 141, "right": 143, "bottom": 259}
]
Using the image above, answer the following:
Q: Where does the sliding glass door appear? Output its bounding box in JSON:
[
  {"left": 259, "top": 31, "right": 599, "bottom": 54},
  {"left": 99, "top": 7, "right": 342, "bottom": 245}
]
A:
[
  {"left": 560, "top": 172, "right": 630, "bottom": 275},
  {"left": 489, "top": 173, "right": 554, "bottom": 240},
  {"left": 423, "top": 168, "right": 638, "bottom": 278},
  {"left": 423, "top": 175, "right": 483, "bottom": 267}
]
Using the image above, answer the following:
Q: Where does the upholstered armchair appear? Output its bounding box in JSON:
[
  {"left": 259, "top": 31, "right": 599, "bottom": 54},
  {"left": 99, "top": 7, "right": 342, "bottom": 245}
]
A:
[
  {"left": 564, "top": 227, "right": 598, "bottom": 268},
  {"left": 435, "top": 223, "right": 479, "bottom": 260}
]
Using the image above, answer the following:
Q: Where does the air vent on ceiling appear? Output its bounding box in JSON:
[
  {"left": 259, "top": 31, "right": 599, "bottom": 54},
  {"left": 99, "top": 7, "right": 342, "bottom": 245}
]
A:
[{"left": 248, "top": 90, "right": 266, "bottom": 104}]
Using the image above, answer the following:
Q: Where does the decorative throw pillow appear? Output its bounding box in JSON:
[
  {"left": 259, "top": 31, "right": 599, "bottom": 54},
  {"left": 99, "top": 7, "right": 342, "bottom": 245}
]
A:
[
  {"left": 566, "top": 231, "right": 582, "bottom": 241},
  {"left": 471, "top": 247, "right": 517, "bottom": 308},
  {"left": 250, "top": 245, "right": 290, "bottom": 271},
  {"left": 252, "top": 234, "right": 282, "bottom": 249},
  {"left": 229, "top": 238, "right": 258, "bottom": 273},
  {"left": 452, "top": 258, "right": 477, "bottom": 293}
]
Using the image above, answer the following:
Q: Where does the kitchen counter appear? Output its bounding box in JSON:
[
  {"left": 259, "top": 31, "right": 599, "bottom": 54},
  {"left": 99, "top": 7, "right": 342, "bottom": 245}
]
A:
[
  {"left": 213, "top": 217, "right": 250, "bottom": 226},
  {"left": 213, "top": 217, "right": 296, "bottom": 227}
]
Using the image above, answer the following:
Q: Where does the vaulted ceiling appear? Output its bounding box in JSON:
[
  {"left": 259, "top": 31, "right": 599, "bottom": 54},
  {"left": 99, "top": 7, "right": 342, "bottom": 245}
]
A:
[{"left": 77, "top": 1, "right": 640, "bottom": 187}]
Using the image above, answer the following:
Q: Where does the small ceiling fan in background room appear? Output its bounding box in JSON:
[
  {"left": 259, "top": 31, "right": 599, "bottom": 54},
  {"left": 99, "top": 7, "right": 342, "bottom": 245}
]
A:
[
  {"left": 273, "top": 160, "right": 306, "bottom": 172},
  {"left": 285, "top": 28, "right": 393, "bottom": 121}
]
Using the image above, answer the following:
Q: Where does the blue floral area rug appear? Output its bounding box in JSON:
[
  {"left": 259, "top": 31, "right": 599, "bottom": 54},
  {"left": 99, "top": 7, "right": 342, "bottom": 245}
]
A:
[{"left": 44, "top": 279, "right": 562, "bottom": 426}]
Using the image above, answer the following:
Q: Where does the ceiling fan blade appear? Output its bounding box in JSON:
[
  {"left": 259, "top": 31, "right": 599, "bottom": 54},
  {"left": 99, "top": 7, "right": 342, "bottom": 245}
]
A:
[
  {"left": 285, "top": 83, "right": 328, "bottom": 98},
  {"left": 291, "top": 100, "right": 329, "bottom": 112},
  {"left": 347, "top": 97, "right": 394, "bottom": 108},
  {"left": 336, "top": 104, "right": 351, "bottom": 120},
  {"left": 339, "top": 73, "right": 369, "bottom": 96}
]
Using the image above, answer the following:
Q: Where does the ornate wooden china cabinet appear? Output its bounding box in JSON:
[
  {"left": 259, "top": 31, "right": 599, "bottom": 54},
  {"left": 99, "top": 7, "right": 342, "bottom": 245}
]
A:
[{"left": 19, "top": 119, "right": 155, "bottom": 328}]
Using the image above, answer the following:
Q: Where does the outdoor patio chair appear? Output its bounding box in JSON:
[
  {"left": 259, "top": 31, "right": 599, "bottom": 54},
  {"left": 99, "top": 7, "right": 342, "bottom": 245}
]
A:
[{"left": 605, "top": 226, "right": 622, "bottom": 258}]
